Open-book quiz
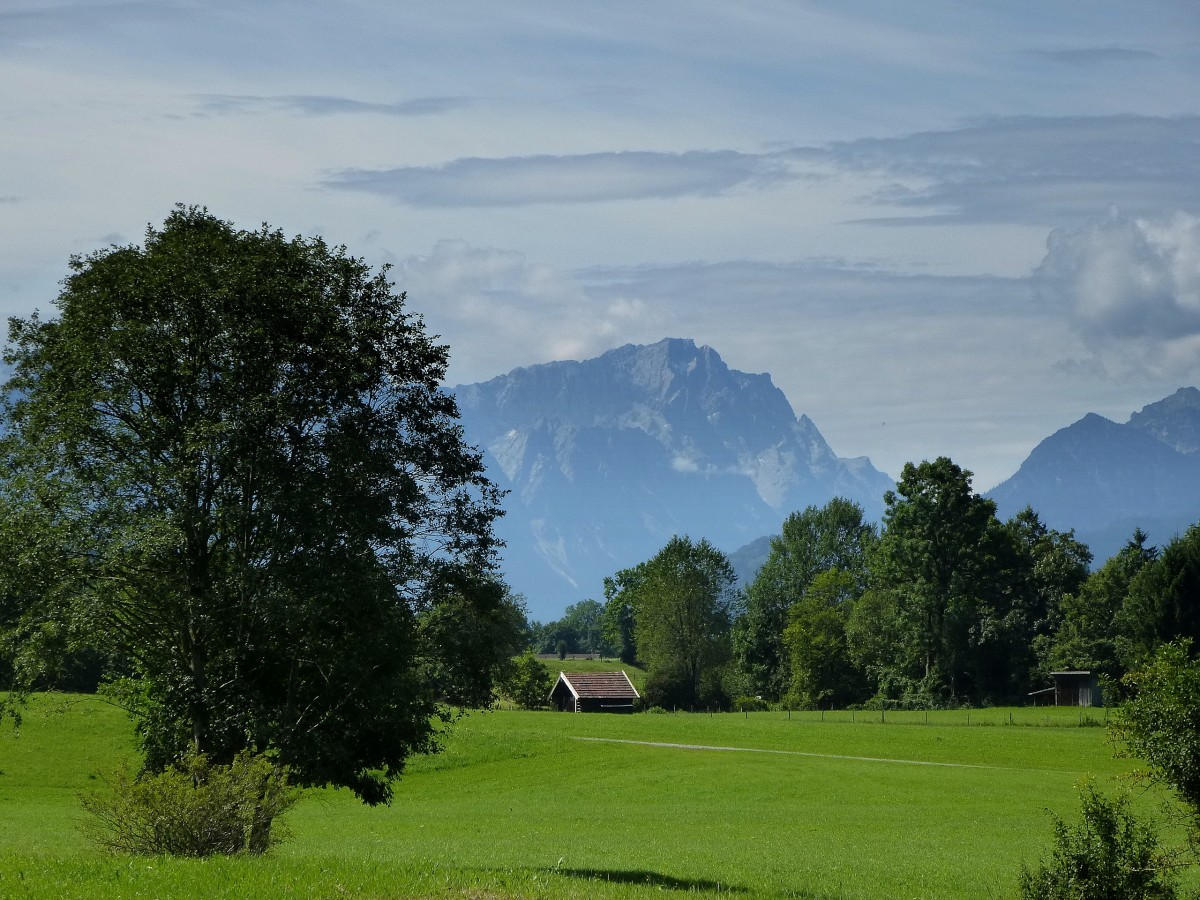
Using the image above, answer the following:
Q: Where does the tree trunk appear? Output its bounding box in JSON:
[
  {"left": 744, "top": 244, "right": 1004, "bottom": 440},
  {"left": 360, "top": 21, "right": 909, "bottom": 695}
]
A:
[
  {"left": 246, "top": 803, "right": 273, "bottom": 854},
  {"left": 187, "top": 623, "right": 208, "bottom": 755}
]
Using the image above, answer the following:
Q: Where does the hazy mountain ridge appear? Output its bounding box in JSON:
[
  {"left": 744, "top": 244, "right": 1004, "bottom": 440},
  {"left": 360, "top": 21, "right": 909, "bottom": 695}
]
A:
[
  {"left": 454, "top": 338, "right": 894, "bottom": 619},
  {"left": 988, "top": 387, "right": 1200, "bottom": 562}
]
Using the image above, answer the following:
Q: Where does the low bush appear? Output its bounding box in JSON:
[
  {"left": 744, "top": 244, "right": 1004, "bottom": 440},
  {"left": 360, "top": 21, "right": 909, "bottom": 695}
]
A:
[
  {"left": 81, "top": 747, "right": 298, "bottom": 857},
  {"left": 1019, "top": 781, "right": 1177, "bottom": 899}
]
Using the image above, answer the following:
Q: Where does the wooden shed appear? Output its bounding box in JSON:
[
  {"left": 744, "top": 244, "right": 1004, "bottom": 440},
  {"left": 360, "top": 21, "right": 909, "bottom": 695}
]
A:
[
  {"left": 550, "top": 671, "right": 640, "bottom": 713},
  {"left": 1028, "top": 670, "right": 1102, "bottom": 707}
]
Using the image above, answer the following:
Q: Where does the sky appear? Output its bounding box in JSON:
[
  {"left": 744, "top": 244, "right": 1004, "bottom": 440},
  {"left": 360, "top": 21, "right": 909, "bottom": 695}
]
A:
[{"left": 3, "top": 1, "right": 1200, "bottom": 490}]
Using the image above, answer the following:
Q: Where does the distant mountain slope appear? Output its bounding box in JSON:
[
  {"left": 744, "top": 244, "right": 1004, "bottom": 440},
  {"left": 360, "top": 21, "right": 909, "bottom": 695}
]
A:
[
  {"left": 454, "top": 338, "right": 894, "bottom": 620},
  {"left": 988, "top": 387, "right": 1200, "bottom": 561}
]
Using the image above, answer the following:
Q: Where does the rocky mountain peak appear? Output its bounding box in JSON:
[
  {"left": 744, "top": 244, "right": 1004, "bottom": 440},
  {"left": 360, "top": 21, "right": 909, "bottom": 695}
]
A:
[
  {"left": 453, "top": 338, "right": 893, "bottom": 619},
  {"left": 1128, "top": 386, "right": 1200, "bottom": 454}
]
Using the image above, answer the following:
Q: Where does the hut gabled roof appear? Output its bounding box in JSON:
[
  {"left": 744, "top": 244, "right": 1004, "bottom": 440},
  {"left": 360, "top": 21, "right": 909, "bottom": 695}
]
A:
[{"left": 552, "top": 671, "right": 640, "bottom": 700}]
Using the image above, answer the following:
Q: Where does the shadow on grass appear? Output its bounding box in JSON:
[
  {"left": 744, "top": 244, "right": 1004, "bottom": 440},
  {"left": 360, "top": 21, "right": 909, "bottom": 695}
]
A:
[{"left": 547, "top": 867, "right": 748, "bottom": 893}]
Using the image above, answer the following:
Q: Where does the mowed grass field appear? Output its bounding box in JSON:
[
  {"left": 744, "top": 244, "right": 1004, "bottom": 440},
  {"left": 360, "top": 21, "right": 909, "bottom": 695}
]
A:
[{"left": 1, "top": 695, "right": 1193, "bottom": 899}]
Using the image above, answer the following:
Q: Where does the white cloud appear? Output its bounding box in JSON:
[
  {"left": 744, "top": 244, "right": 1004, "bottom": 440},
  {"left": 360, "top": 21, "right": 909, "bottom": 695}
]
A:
[
  {"left": 670, "top": 455, "right": 701, "bottom": 474},
  {"left": 1036, "top": 210, "right": 1200, "bottom": 376},
  {"left": 396, "top": 240, "right": 667, "bottom": 385}
]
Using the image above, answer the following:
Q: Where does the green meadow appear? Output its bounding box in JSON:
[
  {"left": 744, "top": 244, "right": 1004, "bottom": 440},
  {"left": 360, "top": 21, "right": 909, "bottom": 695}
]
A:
[{"left": 1, "top": 695, "right": 1192, "bottom": 899}]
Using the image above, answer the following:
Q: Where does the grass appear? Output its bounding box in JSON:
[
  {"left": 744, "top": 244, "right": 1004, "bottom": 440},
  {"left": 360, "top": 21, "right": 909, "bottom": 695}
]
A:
[{"left": 1, "top": 694, "right": 1193, "bottom": 899}]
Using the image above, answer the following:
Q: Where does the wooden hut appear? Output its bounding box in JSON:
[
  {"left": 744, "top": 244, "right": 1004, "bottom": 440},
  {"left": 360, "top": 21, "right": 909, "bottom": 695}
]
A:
[
  {"left": 550, "top": 671, "right": 640, "bottom": 713},
  {"left": 1028, "top": 670, "right": 1102, "bottom": 707},
  {"left": 1052, "top": 670, "right": 1102, "bottom": 707}
]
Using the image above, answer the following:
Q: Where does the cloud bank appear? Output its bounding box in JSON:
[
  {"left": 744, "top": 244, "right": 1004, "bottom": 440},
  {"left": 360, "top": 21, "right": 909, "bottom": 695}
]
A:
[
  {"left": 322, "top": 114, "right": 1199, "bottom": 225},
  {"left": 1036, "top": 210, "right": 1200, "bottom": 376},
  {"left": 825, "top": 115, "right": 1200, "bottom": 225},
  {"left": 326, "top": 150, "right": 797, "bottom": 206}
]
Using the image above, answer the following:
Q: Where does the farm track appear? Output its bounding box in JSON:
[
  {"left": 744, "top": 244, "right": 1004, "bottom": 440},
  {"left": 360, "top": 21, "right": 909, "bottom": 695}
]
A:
[{"left": 573, "top": 735, "right": 1057, "bottom": 771}]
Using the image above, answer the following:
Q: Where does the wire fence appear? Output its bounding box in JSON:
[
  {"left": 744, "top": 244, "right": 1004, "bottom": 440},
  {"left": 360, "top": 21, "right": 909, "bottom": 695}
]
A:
[{"left": 703, "top": 705, "right": 1110, "bottom": 728}]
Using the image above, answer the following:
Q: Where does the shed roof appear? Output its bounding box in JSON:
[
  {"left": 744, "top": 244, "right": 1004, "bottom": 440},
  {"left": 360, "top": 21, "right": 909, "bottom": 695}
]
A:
[{"left": 553, "top": 671, "right": 640, "bottom": 700}]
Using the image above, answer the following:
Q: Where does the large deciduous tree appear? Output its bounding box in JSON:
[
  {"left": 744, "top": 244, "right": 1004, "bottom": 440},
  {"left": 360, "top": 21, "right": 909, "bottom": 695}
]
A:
[
  {"left": 871, "top": 457, "right": 999, "bottom": 701},
  {"left": 782, "top": 568, "right": 868, "bottom": 709},
  {"left": 736, "top": 498, "right": 876, "bottom": 701},
  {"left": 629, "top": 536, "right": 740, "bottom": 709},
  {"left": 0, "top": 207, "right": 508, "bottom": 804}
]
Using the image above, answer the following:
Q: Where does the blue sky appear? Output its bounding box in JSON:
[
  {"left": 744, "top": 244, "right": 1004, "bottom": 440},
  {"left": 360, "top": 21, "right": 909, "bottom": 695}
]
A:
[{"left": 3, "top": 1, "right": 1199, "bottom": 489}]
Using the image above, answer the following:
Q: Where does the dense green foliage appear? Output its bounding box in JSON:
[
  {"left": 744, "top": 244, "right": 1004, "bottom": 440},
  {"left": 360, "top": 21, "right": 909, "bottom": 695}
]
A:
[
  {"left": 1113, "top": 641, "right": 1200, "bottom": 836},
  {"left": 530, "top": 598, "right": 615, "bottom": 657},
  {"left": 870, "top": 458, "right": 1010, "bottom": 701},
  {"left": 0, "top": 207, "right": 510, "bottom": 805},
  {"left": 1118, "top": 527, "right": 1200, "bottom": 670},
  {"left": 602, "top": 565, "right": 644, "bottom": 664},
  {"left": 591, "top": 475, "right": 1191, "bottom": 711},
  {"left": 736, "top": 498, "right": 875, "bottom": 701},
  {"left": 721, "top": 463, "right": 1189, "bottom": 709},
  {"left": 603, "top": 536, "right": 739, "bottom": 709},
  {"left": 782, "top": 569, "right": 866, "bottom": 709},
  {"left": 1050, "top": 530, "right": 1156, "bottom": 682},
  {"left": 503, "top": 650, "right": 553, "bottom": 709}
]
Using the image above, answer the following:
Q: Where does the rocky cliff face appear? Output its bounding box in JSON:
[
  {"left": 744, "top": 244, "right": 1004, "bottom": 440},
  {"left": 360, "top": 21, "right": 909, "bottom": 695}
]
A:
[
  {"left": 454, "top": 338, "right": 894, "bottom": 620},
  {"left": 988, "top": 387, "right": 1200, "bottom": 562}
]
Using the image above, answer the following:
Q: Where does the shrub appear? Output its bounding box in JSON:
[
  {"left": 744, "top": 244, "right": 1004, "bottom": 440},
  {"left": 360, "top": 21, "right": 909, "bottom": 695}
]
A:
[
  {"left": 1019, "top": 781, "right": 1177, "bottom": 899},
  {"left": 1112, "top": 640, "right": 1200, "bottom": 819},
  {"left": 81, "top": 747, "right": 298, "bottom": 857},
  {"left": 503, "top": 651, "right": 553, "bottom": 709}
]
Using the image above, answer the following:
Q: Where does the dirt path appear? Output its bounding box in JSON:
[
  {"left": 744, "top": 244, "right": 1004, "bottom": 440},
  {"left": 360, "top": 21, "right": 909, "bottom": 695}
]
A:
[{"left": 573, "top": 736, "right": 1004, "bottom": 769}]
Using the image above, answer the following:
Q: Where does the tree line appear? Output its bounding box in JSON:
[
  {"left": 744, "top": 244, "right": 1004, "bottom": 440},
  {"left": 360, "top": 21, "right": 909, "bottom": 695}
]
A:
[{"left": 535, "top": 456, "right": 1200, "bottom": 711}]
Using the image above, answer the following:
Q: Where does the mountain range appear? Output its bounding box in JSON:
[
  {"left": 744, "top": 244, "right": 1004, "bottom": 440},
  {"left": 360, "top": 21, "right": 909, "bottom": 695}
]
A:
[
  {"left": 987, "top": 386, "right": 1200, "bottom": 563},
  {"left": 454, "top": 338, "right": 1200, "bottom": 621}
]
